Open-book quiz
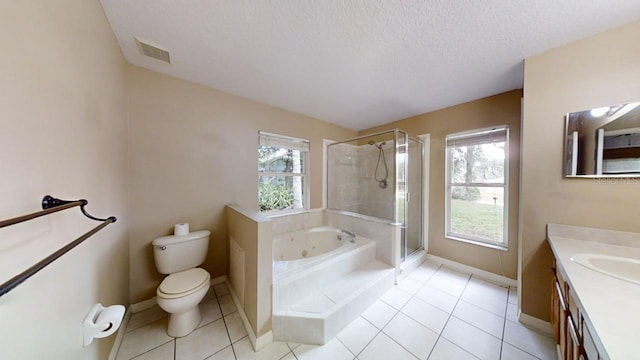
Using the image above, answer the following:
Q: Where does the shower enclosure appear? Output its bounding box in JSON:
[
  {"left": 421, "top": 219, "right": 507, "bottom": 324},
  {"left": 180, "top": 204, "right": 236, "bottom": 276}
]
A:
[{"left": 327, "top": 129, "right": 424, "bottom": 261}]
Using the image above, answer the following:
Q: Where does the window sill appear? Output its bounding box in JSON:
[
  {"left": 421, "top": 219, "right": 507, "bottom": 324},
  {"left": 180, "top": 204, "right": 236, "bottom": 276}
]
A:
[
  {"left": 445, "top": 235, "right": 508, "bottom": 251},
  {"left": 262, "top": 209, "right": 309, "bottom": 219}
]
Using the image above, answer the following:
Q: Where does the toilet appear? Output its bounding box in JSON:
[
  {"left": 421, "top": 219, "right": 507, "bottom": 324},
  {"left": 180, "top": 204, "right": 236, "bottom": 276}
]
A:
[{"left": 152, "top": 230, "right": 211, "bottom": 337}]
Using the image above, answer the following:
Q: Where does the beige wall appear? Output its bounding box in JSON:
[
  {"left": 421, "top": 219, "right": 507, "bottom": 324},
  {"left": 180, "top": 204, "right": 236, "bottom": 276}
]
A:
[
  {"left": 521, "top": 21, "right": 640, "bottom": 320},
  {"left": 127, "top": 66, "right": 356, "bottom": 302},
  {"left": 0, "top": 1, "right": 129, "bottom": 359},
  {"left": 360, "top": 90, "right": 522, "bottom": 279}
]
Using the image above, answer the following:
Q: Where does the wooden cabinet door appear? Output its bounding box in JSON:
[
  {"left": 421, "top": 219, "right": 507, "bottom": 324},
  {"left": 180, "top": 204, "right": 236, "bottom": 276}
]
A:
[
  {"left": 551, "top": 271, "right": 560, "bottom": 344},
  {"left": 567, "top": 315, "right": 581, "bottom": 360},
  {"left": 555, "top": 280, "right": 568, "bottom": 358}
]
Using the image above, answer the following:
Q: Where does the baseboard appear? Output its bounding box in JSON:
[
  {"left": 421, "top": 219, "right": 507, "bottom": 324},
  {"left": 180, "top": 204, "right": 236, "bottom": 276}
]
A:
[
  {"left": 399, "top": 250, "right": 428, "bottom": 281},
  {"left": 130, "top": 297, "right": 157, "bottom": 313},
  {"left": 108, "top": 308, "right": 131, "bottom": 360},
  {"left": 426, "top": 254, "right": 517, "bottom": 287},
  {"left": 401, "top": 250, "right": 428, "bottom": 271},
  {"left": 211, "top": 275, "right": 226, "bottom": 286},
  {"left": 518, "top": 311, "right": 553, "bottom": 337},
  {"left": 225, "top": 277, "right": 273, "bottom": 351},
  {"left": 255, "top": 330, "right": 274, "bottom": 351}
]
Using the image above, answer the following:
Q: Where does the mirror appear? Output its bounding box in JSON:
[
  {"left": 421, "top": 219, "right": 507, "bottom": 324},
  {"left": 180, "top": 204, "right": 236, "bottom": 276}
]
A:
[{"left": 565, "top": 101, "right": 640, "bottom": 177}]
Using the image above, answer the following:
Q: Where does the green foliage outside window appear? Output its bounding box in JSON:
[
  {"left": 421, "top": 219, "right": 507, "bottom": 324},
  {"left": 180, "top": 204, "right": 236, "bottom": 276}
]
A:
[
  {"left": 258, "top": 183, "right": 294, "bottom": 211},
  {"left": 258, "top": 144, "right": 304, "bottom": 212}
]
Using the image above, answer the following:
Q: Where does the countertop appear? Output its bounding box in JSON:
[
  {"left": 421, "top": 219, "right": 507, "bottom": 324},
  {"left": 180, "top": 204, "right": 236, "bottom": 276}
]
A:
[{"left": 547, "top": 223, "right": 640, "bottom": 360}]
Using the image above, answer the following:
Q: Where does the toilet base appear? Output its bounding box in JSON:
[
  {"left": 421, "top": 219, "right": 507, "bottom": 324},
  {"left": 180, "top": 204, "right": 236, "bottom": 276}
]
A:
[{"left": 167, "top": 307, "right": 202, "bottom": 337}]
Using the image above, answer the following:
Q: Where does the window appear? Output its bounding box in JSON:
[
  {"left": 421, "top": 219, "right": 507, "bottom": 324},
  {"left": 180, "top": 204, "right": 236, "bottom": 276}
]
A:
[
  {"left": 258, "top": 131, "right": 309, "bottom": 215},
  {"left": 445, "top": 126, "right": 508, "bottom": 249}
]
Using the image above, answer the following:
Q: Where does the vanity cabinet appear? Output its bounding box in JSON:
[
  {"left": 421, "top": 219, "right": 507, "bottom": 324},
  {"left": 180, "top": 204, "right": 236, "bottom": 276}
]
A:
[
  {"left": 551, "top": 258, "right": 600, "bottom": 360},
  {"left": 547, "top": 223, "right": 640, "bottom": 359}
]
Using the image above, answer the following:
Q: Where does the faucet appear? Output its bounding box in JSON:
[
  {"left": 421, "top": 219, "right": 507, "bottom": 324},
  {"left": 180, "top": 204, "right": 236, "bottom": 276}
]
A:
[{"left": 339, "top": 229, "right": 356, "bottom": 243}]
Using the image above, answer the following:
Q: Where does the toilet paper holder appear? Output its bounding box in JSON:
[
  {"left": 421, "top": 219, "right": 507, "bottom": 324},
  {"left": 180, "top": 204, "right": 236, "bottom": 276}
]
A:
[{"left": 83, "top": 303, "right": 125, "bottom": 347}]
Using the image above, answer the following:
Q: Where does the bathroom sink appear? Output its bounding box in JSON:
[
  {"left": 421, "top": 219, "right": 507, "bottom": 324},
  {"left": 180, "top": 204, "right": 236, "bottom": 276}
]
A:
[{"left": 570, "top": 253, "right": 640, "bottom": 285}]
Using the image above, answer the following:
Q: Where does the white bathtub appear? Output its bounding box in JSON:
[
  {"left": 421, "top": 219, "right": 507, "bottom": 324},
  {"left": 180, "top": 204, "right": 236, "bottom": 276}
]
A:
[
  {"left": 274, "top": 226, "right": 349, "bottom": 261},
  {"left": 272, "top": 225, "right": 371, "bottom": 280},
  {"left": 271, "top": 225, "right": 393, "bottom": 344}
]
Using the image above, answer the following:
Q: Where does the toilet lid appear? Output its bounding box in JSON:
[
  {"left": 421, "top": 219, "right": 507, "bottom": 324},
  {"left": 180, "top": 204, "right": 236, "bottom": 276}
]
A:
[{"left": 159, "top": 268, "right": 210, "bottom": 295}]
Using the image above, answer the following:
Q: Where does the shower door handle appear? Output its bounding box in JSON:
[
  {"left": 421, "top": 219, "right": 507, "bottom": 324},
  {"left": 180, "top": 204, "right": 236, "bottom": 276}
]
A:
[{"left": 406, "top": 192, "right": 410, "bottom": 203}]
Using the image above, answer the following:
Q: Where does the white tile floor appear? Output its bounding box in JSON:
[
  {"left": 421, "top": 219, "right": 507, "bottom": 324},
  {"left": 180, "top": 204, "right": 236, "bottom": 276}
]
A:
[{"left": 115, "top": 261, "right": 557, "bottom": 360}]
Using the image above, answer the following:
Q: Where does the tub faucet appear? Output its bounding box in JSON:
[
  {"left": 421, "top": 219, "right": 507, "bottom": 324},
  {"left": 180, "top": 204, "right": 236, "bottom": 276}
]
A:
[{"left": 339, "top": 230, "right": 356, "bottom": 243}]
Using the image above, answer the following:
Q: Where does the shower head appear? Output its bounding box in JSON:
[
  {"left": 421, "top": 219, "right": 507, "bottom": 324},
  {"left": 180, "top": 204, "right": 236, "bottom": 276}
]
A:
[{"left": 368, "top": 140, "right": 385, "bottom": 148}]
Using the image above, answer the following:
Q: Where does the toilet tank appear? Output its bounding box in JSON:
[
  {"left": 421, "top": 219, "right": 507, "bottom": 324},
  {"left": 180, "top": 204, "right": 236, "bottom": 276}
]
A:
[{"left": 152, "top": 230, "right": 210, "bottom": 274}]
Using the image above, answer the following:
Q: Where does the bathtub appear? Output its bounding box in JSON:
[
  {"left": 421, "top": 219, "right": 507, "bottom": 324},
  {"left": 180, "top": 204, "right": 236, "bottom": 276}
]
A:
[
  {"left": 271, "top": 225, "right": 393, "bottom": 344},
  {"left": 273, "top": 226, "right": 370, "bottom": 279},
  {"left": 274, "top": 226, "right": 349, "bottom": 261}
]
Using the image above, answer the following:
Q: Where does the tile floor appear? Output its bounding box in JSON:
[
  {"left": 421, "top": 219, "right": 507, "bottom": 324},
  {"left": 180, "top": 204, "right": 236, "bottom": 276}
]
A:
[{"left": 115, "top": 261, "right": 557, "bottom": 360}]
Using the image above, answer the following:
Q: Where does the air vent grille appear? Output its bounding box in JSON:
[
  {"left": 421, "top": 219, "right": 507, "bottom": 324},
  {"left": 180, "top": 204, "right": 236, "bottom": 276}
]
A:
[{"left": 135, "top": 37, "right": 170, "bottom": 64}]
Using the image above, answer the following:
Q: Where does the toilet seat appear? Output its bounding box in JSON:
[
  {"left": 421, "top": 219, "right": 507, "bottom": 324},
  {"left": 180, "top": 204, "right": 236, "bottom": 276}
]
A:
[{"left": 157, "top": 268, "right": 210, "bottom": 299}]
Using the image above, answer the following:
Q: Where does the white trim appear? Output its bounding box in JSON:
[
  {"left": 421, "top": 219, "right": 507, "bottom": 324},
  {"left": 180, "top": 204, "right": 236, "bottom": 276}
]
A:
[
  {"left": 130, "top": 297, "right": 157, "bottom": 313},
  {"left": 108, "top": 308, "right": 131, "bottom": 360},
  {"left": 444, "top": 235, "right": 508, "bottom": 251},
  {"left": 426, "top": 254, "right": 517, "bottom": 287},
  {"left": 258, "top": 130, "right": 310, "bottom": 145},
  {"left": 399, "top": 250, "right": 428, "bottom": 281},
  {"left": 322, "top": 139, "right": 336, "bottom": 209},
  {"left": 517, "top": 96, "right": 524, "bottom": 308},
  {"left": 210, "top": 275, "right": 226, "bottom": 286},
  {"left": 225, "top": 276, "right": 273, "bottom": 351},
  {"left": 518, "top": 311, "right": 553, "bottom": 337},
  {"left": 418, "top": 134, "right": 430, "bottom": 253},
  {"left": 258, "top": 131, "right": 310, "bottom": 152},
  {"left": 444, "top": 126, "right": 509, "bottom": 249},
  {"left": 446, "top": 125, "right": 509, "bottom": 142}
]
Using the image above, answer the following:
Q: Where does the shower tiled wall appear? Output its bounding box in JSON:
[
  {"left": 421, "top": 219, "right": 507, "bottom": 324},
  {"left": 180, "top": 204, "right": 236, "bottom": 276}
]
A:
[
  {"left": 357, "top": 143, "right": 395, "bottom": 220},
  {"left": 327, "top": 141, "right": 395, "bottom": 221},
  {"left": 327, "top": 143, "right": 360, "bottom": 213},
  {"left": 324, "top": 210, "right": 401, "bottom": 269}
]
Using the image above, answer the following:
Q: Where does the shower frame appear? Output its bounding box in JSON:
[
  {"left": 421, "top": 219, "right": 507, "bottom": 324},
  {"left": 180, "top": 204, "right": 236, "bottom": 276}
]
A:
[{"left": 326, "top": 128, "right": 424, "bottom": 261}]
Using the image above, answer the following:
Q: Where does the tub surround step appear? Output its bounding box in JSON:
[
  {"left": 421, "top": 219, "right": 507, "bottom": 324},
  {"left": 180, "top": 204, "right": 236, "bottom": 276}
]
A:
[
  {"left": 285, "top": 261, "right": 392, "bottom": 314},
  {"left": 273, "top": 260, "right": 395, "bottom": 345}
]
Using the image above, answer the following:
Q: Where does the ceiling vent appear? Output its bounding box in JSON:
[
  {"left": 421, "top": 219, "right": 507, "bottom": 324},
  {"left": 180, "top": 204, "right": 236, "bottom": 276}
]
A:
[{"left": 135, "top": 37, "right": 171, "bottom": 64}]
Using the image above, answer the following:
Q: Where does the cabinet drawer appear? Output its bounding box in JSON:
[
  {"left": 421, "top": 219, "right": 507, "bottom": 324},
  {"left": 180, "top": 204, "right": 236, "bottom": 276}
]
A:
[
  {"left": 567, "top": 316, "right": 581, "bottom": 360},
  {"left": 556, "top": 267, "right": 568, "bottom": 299}
]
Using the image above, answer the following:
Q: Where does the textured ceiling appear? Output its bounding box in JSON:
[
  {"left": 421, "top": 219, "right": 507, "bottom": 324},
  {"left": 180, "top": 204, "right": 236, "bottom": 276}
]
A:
[{"left": 99, "top": 1, "right": 640, "bottom": 130}]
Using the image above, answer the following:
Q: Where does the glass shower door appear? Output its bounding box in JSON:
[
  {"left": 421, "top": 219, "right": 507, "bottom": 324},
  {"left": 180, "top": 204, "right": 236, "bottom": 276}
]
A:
[{"left": 404, "top": 137, "right": 423, "bottom": 258}]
